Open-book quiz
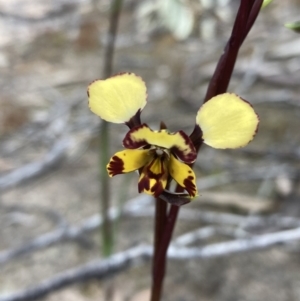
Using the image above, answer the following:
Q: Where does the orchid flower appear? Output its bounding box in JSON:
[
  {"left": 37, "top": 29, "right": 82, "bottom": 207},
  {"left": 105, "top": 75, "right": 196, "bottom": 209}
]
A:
[{"left": 88, "top": 73, "right": 259, "bottom": 200}]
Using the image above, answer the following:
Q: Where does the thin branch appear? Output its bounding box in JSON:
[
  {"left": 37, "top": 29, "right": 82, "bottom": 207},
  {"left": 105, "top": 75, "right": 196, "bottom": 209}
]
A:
[
  {"left": 238, "top": 148, "right": 300, "bottom": 161},
  {"left": 0, "top": 163, "right": 296, "bottom": 266},
  {"left": 173, "top": 226, "right": 251, "bottom": 247},
  {"left": 3, "top": 187, "right": 300, "bottom": 267},
  {"left": 0, "top": 4, "right": 78, "bottom": 24},
  {"left": 195, "top": 164, "right": 297, "bottom": 190},
  {"left": 0, "top": 244, "right": 151, "bottom": 301},
  {"left": 3, "top": 227, "right": 300, "bottom": 301},
  {"left": 102, "top": 0, "right": 123, "bottom": 78},
  {"left": 0, "top": 139, "right": 68, "bottom": 192},
  {"left": 168, "top": 226, "right": 300, "bottom": 259},
  {"left": 0, "top": 161, "right": 297, "bottom": 266},
  {"left": 0, "top": 195, "right": 151, "bottom": 266},
  {"left": 100, "top": 0, "right": 123, "bottom": 264},
  {"left": 128, "top": 207, "right": 300, "bottom": 231}
]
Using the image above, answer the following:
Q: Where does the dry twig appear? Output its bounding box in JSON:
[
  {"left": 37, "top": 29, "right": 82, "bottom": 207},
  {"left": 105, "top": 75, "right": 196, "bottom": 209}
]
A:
[
  {"left": 2, "top": 227, "right": 300, "bottom": 301},
  {"left": 0, "top": 195, "right": 151, "bottom": 266},
  {"left": 0, "top": 139, "right": 68, "bottom": 192}
]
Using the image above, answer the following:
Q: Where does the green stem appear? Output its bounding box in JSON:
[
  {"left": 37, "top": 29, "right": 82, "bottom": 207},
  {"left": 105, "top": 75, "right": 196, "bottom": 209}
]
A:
[
  {"left": 100, "top": 121, "right": 113, "bottom": 257},
  {"left": 103, "top": 0, "right": 123, "bottom": 78},
  {"left": 100, "top": 0, "right": 123, "bottom": 258},
  {"left": 99, "top": 0, "right": 123, "bottom": 299}
]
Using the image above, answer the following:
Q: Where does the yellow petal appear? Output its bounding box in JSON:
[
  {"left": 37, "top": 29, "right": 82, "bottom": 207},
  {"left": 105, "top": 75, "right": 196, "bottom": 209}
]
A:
[
  {"left": 138, "top": 157, "right": 168, "bottom": 197},
  {"left": 88, "top": 73, "right": 147, "bottom": 123},
  {"left": 123, "top": 124, "right": 196, "bottom": 163},
  {"left": 196, "top": 93, "right": 259, "bottom": 149},
  {"left": 169, "top": 154, "right": 197, "bottom": 197},
  {"left": 107, "top": 149, "right": 151, "bottom": 177}
]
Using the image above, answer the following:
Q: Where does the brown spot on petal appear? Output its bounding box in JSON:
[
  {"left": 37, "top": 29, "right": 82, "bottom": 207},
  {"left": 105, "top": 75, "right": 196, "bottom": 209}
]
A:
[
  {"left": 189, "top": 124, "right": 203, "bottom": 151},
  {"left": 183, "top": 176, "right": 197, "bottom": 197},
  {"left": 171, "top": 130, "right": 197, "bottom": 163},
  {"left": 138, "top": 173, "right": 165, "bottom": 197},
  {"left": 160, "top": 121, "right": 167, "bottom": 130},
  {"left": 138, "top": 156, "right": 168, "bottom": 197},
  {"left": 123, "top": 124, "right": 150, "bottom": 149},
  {"left": 138, "top": 174, "right": 150, "bottom": 192},
  {"left": 125, "top": 109, "right": 142, "bottom": 129},
  {"left": 107, "top": 156, "right": 124, "bottom": 177},
  {"left": 151, "top": 180, "right": 165, "bottom": 197}
]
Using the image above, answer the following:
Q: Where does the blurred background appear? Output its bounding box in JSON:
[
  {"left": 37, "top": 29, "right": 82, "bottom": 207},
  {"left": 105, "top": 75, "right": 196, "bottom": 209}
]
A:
[{"left": 1, "top": 0, "right": 300, "bottom": 300}]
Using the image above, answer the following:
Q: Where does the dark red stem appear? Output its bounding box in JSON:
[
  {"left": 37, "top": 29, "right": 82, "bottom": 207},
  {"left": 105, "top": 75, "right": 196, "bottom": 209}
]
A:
[
  {"left": 150, "top": 204, "right": 180, "bottom": 301},
  {"left": 204, "top": 0, "right": 263, "bottom": 102},
  {"left": 150, "top": 1, "right": 263, "bottom": 301},
  {"left": 150, "top": 198, "right": 168, "bottom": 301},
  {"left": 152, "top": 198, "right": 167, "bottom": 275}
]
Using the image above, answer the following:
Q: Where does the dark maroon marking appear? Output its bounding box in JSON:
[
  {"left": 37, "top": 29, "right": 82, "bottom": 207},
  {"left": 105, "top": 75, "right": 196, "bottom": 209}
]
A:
[
  {"left": 171, "top": 130, "right": 197, "bottom": 163},
  {"left": 124, "top": 125, "right": 197, "bottom": 164},
  {"left": 138, "top": 173, "right": 164, "bottom": 197},
  {"left": 183, "top": 176, "right": 197, "bottom": 197},
  {"left": 160, "top": 121, "right": 167, "bottom": 130},
  {"left": 125, "top": 109, "right": 142, "bottom": 129},
  {"left": 107, "top": 155, "right": 124, "bottom": 176},
  {"left": 254, "top": 114, "right": 260, "bottom": 136},
  {"left": 138, "top": 156, "right": 168, "bottom": 197},
  {"left": 151, "top": 181, "right": 165, "bottom": 198},
  {"left": 114, "top": 72, "right": 131, "bottom": 77},
  {"left": 88, "top": 79, "right": 103, "bottom": 86},
  {"left": 240, "top": 95, "right": 256, "bottom": 108},
  {"left": 189, "top": 124, "right": 203, "bottom": 151},
  {"left": 138, "top": 173, "right": 150, "bottom": 192},
  {"left": 123, "top": 124, "right": 150, "bottom": 149}
]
